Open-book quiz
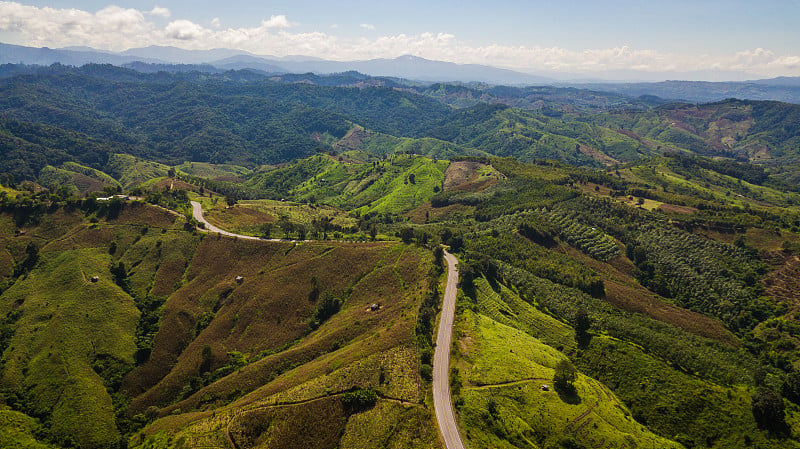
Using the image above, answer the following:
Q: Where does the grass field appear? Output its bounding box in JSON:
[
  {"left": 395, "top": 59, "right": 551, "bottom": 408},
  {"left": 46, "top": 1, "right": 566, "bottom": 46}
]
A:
[
  {"left": 453, "top": 308, "right": 681, "bottom": 449},
  {"left": 246, "top": 154, "right": 450, "bottom": 216},
  {"left": 175, "top": 162, "right": 252, "bottom": 182},
  {"left": 200, "top": 198, "right": 358, "bottom": 237},
  {"left": 0, "top": 201, "right": 443, "bottom": 448},
  {"left": 38, "top": 162, "right": 121, "bottom": 195},
  {"left": 131, "top": 346, "right": 439, "bottom": 449},
  {"left": 105, "top": 154, "right": 171, "bottom": 189},
  {"left": 0, "top": 248, "right": 139, "bottom": 448}
]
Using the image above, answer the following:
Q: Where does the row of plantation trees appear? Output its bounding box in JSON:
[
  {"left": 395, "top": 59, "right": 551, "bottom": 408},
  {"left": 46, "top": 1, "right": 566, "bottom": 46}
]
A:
[
  {"left": 550, "top": 195, "right": 774, "bottom": 333},
  {"left": 454, "top": 247, "right": 799, "bottom": 431},
  {"left": 626, "top": 223, "right": 770, "bottom": 332},
  {"left": 528, "top": 209, "right": 622, "bottom": 261},
  {"left": 491, "top": 259, "right": 757, "bottom": 385},
  {"left": 463, "top": 230, "right": 605, "bottom": 298}
]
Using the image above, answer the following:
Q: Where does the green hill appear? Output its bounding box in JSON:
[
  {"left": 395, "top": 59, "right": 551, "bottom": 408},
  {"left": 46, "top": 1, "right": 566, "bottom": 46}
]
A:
[
  {"left": 0, "top": 194, "right": 441, "bottom": 449},
  {"left": 421, "top": 103, "right": 656, "bottom": 166},
  {"left": 5, "top": 63, "right": 800, "bottom": 449},
  {"left": 37, "top": 162, "right": 122, "bottom": 195},
  {"left": 244, "top": 153, "right": 449, "bottom": 215},
  {"left": 582, "top": 99, "right": 800, "bottom": 181}
]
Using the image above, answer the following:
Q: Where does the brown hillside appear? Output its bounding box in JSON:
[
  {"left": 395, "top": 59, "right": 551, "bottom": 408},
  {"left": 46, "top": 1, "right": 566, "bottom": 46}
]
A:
[
  {"left": 444, "top": 161, "right": 501, "bottom": 192},
  {"left": 123, "top": 238, "right": 432, "bottom": 416}
]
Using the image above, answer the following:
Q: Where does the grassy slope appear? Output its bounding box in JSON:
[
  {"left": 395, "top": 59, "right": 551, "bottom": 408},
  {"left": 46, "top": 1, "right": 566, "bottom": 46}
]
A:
[
  {"left": 38, "top": 163, "right": 121, "bottom": 195},
  {"left": 105, "top": 154, "right": 170, "bottom": 189},
  {"left": 246, "top": 154, "right": 449, "bottom": 215},
  {"left": 0, "top": 202, "right": 186, "bottom": 449},
  {"left": 174, "top": 162, "right": 251, "bottom": 181},
  {"left": 200, "top": 198, "right": 357, "bottom": 237},
  {"left": 0, "top": 248, "right": 138, "bottom": 448},
  {"left": 0, "top": 199, "right": 441, "bottom": 448},
  {"left": 126, "top": 240, "right": 439, "bottom": 449},
  {"left": 623, "top": 161, "right": 800, "bottom": 211},
  {"left": 453, "top": 305, "right": 679, "bottom": 449},
  {"left": 334, "top": 125, "right": 486, "bottom": 160},
  {"left": 0, "top": 407, "right": 58, "bottom": 449},
  {"left": 455, "top": 274, "right": 800, "bottom": 449},
  {"left": 577, "top": 336, "right": 800, "bottom": 449}
]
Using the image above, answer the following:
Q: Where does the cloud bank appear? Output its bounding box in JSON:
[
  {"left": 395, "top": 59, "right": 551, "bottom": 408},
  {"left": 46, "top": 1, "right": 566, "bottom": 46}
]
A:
[{"left": 1, "top": 1, "right": 798, "bottom": 77}]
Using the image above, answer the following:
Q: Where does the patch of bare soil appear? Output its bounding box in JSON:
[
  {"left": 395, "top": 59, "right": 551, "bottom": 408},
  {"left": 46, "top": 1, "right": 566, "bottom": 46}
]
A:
[
  {"left": 657, "top": 203, "right": 697, "bottom": 214},
  {"left": 333, "top": 127, "right": 373, "bottom": 152},
  {"left": 444, "top": 161, "right": 499, "bottom": 192},
  {"left": 577, "top": 144, "right": 618, "bottom": 166}
]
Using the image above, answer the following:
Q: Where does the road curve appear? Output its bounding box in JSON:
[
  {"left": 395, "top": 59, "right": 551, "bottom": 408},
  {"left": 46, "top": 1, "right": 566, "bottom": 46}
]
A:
[
  {"left": 192, "top": 200, "right": 465, "bottom": 447},
  {"left": 433, "top": 250, "right": 466, "bottom": 449},
  {"left": 191, "top": 201, "right": 269, "bottom": 241}
]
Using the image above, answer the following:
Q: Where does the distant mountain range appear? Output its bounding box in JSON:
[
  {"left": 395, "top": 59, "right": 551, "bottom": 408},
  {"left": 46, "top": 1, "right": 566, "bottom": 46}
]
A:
[
  {"left": 2, "top": 42, "right": 800, "bottom": 103},
  {"left": 0, "top": 42, "right": 554, "bottom": 85}
]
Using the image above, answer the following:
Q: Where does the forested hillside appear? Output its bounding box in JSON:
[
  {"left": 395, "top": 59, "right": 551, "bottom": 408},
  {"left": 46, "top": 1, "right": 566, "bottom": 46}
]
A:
[
  {"left": 3, "top": 63, "right": 800, "bottom": 449},
  {"left": 3, "top": 65, "right": 800, "bottom": 186}
]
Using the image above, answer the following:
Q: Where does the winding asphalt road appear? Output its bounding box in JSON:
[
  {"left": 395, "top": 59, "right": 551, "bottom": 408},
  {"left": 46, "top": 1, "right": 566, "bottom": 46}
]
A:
[
  {"left": 189, "top": 200, "right": 466, "bottom": 449},
  {"left": 434, "top": 250, "right": 466, "bottom": 449},
  {"left": 191, "top": 201, "right": 276, "bottom": 241}
]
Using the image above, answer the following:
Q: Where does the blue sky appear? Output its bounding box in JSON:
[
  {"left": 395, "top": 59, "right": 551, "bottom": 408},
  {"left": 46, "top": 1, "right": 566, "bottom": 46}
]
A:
[{"left": 2, "top": 0, "right": 799, "bottom": 78}]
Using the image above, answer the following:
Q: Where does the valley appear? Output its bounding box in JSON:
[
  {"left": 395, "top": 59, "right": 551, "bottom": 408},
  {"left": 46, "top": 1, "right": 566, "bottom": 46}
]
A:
[{"left": 1, "top": 63, "right": 800, "bottom": 449}]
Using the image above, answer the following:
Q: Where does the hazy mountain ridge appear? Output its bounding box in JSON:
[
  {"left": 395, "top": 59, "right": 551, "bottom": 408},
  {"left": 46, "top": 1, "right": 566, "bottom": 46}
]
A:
[
  {"left": 4, "top": 42, "right": 800, "bottom": 103},
  {"left": 573, "top": 79, "right": 800, "bottom": 104}
]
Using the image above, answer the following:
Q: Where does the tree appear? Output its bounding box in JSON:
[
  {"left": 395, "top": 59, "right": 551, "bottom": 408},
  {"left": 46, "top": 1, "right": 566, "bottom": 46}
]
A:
[
  {"left": 553, "top": 359, "right": 577, "bottom": 393},
  {"left": 342, "top": 387, "right": 377, "bottom": 412},
  {"left": 259, "top": 222, "right": 273, "bottom": 239},
  {"left": 278, "top": 216, "right": 294, "bottom": 239},
  {"left": 574, "top": 308, "right": 592, "bottom": 347},
  {"left": 200, "top": 345, "right": 214, "bottom": 373},
  {"left": 310, "top": 293, "right": 341, "bottom": 329},
  {"left": 783, "top": 371, "right": 800, "bottom": 404},
  {"left": 111, "top": 261, "right": 129, "bottom": 292},
  {"left": 486, "top": 398, "right": 498, "bottom": 418},
  {"left": 752, "top": 387, "right": 787, "bottom": 432},
  {"left": 369, "top": 225, "right": 377, "bottom": 241},
  {"left": 14, "top": 242, "right": 39, "bottom": 276},
  {"left": 400, "top": 227, "right": 415, "bottom": 244}
]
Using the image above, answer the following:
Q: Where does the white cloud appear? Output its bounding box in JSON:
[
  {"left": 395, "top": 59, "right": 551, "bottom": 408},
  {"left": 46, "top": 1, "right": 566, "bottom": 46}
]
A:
[
  {"left": 360, "top": 23, "right": 375, "bottom": 31},
  {"left": 0, "top": 2, "right": 153, "bottom": 50},
  {"left": 262, "top": 15, "right": 292, "bottom": 29},
  {"left": 0, "top": 1, "right": 798, "bottom": 77},
  {"left": 148, "top": 6, "right": 170, "bottom": 18},
  {"left": 164, "top": 20, "right": 205, "bottom": 41}
]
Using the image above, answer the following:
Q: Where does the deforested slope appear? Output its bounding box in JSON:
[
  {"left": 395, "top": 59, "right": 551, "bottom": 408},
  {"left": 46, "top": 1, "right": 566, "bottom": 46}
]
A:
[{"left": 0, "top": 195, "right": 441, "bottom": 449}]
